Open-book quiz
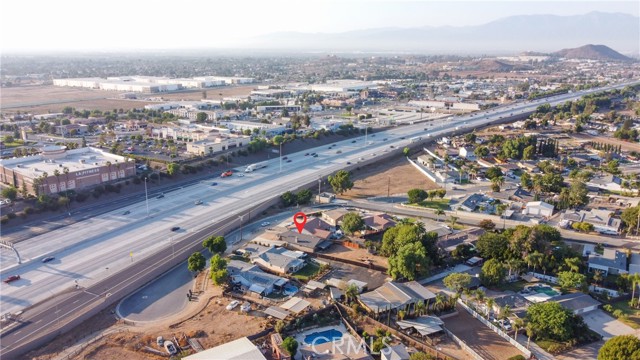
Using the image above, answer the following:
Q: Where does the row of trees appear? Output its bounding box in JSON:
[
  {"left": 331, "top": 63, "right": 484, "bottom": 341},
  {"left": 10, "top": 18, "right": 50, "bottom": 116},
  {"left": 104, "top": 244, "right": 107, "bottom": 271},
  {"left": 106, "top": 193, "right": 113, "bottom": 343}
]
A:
[{"left": 406, "top": 188, "right": 446, "bottom": 203}]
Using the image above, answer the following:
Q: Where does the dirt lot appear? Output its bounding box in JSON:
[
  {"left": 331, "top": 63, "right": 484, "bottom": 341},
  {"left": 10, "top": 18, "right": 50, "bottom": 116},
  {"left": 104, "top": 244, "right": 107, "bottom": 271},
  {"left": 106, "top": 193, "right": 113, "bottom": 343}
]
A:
[
  {"left": 1, "top": 84, "right": 256, "bottom": 114},
  {"left": 322, "top": 244, "right": 390, "bottom": 270},
  {"left": 443, "top": 305, "right": 525, "bottom": 360},
  {"left": 27, "top": 272, "right": 272, "bottom": 360},
  {"left": 343, "top": 159, "right": 440, "bottom": 200}
]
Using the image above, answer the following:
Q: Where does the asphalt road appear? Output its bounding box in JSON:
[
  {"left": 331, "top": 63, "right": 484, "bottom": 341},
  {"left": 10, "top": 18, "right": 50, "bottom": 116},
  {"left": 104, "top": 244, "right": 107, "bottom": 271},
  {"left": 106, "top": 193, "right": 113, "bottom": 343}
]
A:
[{"left": 0, "top": 80, "right": 637, "bottom": 358}]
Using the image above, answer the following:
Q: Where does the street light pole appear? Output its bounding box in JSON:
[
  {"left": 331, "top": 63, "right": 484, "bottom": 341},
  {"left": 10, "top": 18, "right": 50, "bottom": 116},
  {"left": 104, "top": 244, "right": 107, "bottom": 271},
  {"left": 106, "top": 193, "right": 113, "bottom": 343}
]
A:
[
  {"left": 279, "top": 142, "right": 282, "bottom": 173},
  {"left": 144, "top": 177, "right": 149, "bottom": 217},
  {"left": 238, "top": 214, "right": 244, "bottom": 241}
]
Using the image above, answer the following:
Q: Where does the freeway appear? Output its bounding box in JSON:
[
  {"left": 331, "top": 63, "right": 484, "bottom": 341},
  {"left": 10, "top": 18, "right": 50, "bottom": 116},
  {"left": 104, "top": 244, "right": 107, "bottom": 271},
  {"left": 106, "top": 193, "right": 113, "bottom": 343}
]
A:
[{"left": 0, "top": 80, "right": 638, "bottom": 358}]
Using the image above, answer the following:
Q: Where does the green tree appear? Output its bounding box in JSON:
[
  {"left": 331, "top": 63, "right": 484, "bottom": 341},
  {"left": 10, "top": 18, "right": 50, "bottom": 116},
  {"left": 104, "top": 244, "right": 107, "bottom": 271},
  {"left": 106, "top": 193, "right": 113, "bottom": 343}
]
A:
[
  {"left": 274, "top": 320, "right": 286, "bottom": 333},
  {"left": 388, "top": 242, "right": 431, "bottom": 280},
  {"left": 272, "top": 135, "right": 285, "bottom": 145},
  {"left": 480, "top": 259, "right": 506, "bottom": 286},
  {"left": 282, "top": 337, "right": 298, "bottom": 357},
  {"left": 281, "top": 191, "right": 295, "bottom": 207},
  {"left": 328, "top": 170, "right": 354, "bottom": 195},
  {"left": 341, "top": 212, "right": 364, "bottom": 235},
  {"left": 443, "top": 272, "right": 472, "bottom": 292},
  {"left": 568, "top": 181, "right": 589, "bottom": 208},
  {"left": 520, "top": 172, "right": 532, "bottom": 190},
  {"left": 474, "top": 146, "right": 490, "bottom": 158},
  {"left": 557, "top": 271, "right": 587, "bottom": 292},
  {"left": 167, "top": 162, "right": 179, "bottom": 176},
  {"left": 598, "top": 335, "right": 640, "bottom": 360},
  {"left": 1, "top": 186, "right": 18, "bottom": 201},
  {"left": 476, "top": 232, "right": 509, "bottom": 260},
  {"left": 187, "top": 252, "right": 206, "bottom": 273},
  {"left": 210, "top": 254, "right": 228, "bottom": 286},
  {"left": 403, "top": 147, "right": 410, "bottom": 157},
  {"left": 478, "top": 219, "right": 496, "bottom": 231},
  {"left": 526, "top": 301, "right": 588, "bottom": 342},
  {"left": 203, "top": 236, "right": 227, "bottom": 254},
  {"left": 523, "top": 145, "right": 536, "bottom": 160},
  {"left": 409, "top": 352, "right": 433, "bottom": 360},
  {"left": 196, "top": 112, "right": 208, "bottom": 122},
  {"left": 485, "top": 166, "right": 503, "bottom": 180},
  {"left": 407, "top": 188, "right": 428, "bottom": 203},
  {"left": 296, "top": 189, "right": 313, "bottom": 205}
]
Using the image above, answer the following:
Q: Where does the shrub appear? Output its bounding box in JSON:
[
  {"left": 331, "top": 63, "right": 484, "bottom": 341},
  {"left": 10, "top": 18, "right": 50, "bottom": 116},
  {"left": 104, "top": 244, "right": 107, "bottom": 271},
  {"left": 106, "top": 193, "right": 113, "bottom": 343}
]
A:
[
  {"left": 6, "top": 212, "right": 17, "bottom": 219},
  {"left": 508, "top": 356, "right": 526, "bottom": 360},
  {"left": 0, "top": 216, "right": 8, "bottom": 224}
]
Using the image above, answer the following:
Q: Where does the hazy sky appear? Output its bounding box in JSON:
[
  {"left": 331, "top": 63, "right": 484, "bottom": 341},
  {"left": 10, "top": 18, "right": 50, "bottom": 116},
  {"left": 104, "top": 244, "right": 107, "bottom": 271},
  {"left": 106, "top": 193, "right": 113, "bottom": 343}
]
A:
[{"left": 1, "top": 0, "right": 638, "bottom": 52}]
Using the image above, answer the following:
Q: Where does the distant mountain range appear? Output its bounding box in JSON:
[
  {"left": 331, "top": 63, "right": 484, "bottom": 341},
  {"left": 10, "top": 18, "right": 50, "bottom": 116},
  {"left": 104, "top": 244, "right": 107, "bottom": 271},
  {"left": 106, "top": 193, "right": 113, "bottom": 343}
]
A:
[
  {"left": 242, "top": 12, "right": 639, "bottom": 56},
  {"left": 553, "top": 44, "right": 632, "bottom": 61}
]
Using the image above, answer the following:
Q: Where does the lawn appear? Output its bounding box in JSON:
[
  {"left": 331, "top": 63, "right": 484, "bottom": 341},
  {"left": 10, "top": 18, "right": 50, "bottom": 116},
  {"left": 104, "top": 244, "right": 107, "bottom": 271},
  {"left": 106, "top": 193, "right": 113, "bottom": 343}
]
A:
[
  {"left": 610, "top": 300, "right": 640, "bottom": 329},
  {"left": 415, "top": 198, "right": 450, "bottom": 211},
  {"left": 293, "top": 262, "right": 321, "bottom": 281}
]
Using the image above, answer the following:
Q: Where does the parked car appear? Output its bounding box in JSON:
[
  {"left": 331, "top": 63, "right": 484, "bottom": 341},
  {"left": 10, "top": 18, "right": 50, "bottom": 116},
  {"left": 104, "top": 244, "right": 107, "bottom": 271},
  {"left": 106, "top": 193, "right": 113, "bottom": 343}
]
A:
[
  {"left": 164, "top": 341, "right": 177, "bottom": 355},
  {"left": 3, "top": 275, "right": 20, "bottom": 283},
  {"left": 261, "top": 221, "right": 270, "bottom": 227},
  {"left": 122, "top": 210, "right": 131, "bottom": 215},
  {"left": 156, "top": 336, "right": 164, "bottom": 346},
  {"left": 41, "top": 257, "right": 55, "bottom": 263},
  {"left": 194, "top": 200, "right": 203, "bottom": 205},
  {"left": 226, "top": 300, "right": 240, "bottom": 310},
  {"left": 170, "top": 226, "right": 180, "bottom": 232},
  {"left": 240, "top": 302, "right": 251, "bottom": 312}
]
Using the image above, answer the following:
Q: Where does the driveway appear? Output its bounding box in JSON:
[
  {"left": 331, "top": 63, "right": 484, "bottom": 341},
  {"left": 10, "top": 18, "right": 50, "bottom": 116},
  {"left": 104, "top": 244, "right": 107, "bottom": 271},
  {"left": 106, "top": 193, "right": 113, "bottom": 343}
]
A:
[{"left": 582, "top": 309, "right": 637, "bottom": 339}]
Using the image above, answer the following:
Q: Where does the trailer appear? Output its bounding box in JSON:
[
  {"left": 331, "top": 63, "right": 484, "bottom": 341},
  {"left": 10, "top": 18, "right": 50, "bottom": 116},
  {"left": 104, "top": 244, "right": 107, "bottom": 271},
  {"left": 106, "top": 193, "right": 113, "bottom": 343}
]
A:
[{"left": 245, "top": 163, "right": 267, "bottom": 172}]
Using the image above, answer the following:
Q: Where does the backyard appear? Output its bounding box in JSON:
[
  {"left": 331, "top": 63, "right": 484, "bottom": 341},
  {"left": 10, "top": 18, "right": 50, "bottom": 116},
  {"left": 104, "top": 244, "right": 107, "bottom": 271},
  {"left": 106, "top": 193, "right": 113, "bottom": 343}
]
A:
[
  {"left": 610, "top": 300, "right": 640, "bottom": 329},
  {"left": 416, "top": 198, "right": 451, "bottom": 211},
  {"left": 293, "top": 262, "right": 322, "bottom": 281}
]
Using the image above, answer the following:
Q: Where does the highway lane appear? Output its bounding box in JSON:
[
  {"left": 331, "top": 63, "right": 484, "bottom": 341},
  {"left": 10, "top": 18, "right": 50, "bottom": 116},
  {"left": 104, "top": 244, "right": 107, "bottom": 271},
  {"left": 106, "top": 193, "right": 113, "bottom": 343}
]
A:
[{"left": 0, "top": 80, "right": 637, "bottom": 357}]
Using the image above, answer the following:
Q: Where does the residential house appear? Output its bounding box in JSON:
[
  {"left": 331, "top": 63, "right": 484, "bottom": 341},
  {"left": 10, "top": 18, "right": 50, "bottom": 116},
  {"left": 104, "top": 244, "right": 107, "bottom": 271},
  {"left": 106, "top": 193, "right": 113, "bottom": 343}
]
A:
[
  {"left": 587, "top": 174, "right": 623, "bottom": 192},
  {"left": 522, "top": 201, "right": 554, "bottom": 217},
  {"left": 322, "top": 208, "right": 350, "bottom": 228},
  {"left": 459, "top": 146, "right": 475, "bottom": 159},
  {"left": 517, "top": 161, "right": 540, "bottom": 174},
  {"left": 251, "top": 247, "right": 306, "bottom": 275},
  {"left": 363, "top": 213, "right": 397, "bottom": 232},
  {"left": 554, "top": 293, "right": 601, "bottom": 315},
  {"left": 183, "top": 337, "right": 267, "bottom": 360},
  {"left": 359, "top": 281, "right": 436, "bottom": 314},
  {"left": 258, "top": 230, "right": 332, "bottom": 252},
  {"left": 227, "top": 260, "right": 288, "bottom": 296},
  {"left": 588, "top": 249, "right": 628, "bottom": 275},
  {"left": 303, "top": 217, "right": 334, "bottom": 240},
  {"left": 629, "top": 253, "right": 640, "bottom": 275},
  {"left": 381, "top": 345, "right": 411, "bottom": 360},
  {"left": 487, "top": 294, "right": 530, "bottom": 318},
  {"left": 458, "top": 193, "right": 484, "bottom": 212},
  {"left": 562, "top": 209, "right": 621, "bottom": 235}
]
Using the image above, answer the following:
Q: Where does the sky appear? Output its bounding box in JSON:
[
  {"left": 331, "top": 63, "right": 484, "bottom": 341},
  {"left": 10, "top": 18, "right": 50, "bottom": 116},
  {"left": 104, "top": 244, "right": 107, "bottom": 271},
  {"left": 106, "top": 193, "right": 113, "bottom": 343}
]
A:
[{"left": 1, "top": 0, "right": 638, "bottom": 52}]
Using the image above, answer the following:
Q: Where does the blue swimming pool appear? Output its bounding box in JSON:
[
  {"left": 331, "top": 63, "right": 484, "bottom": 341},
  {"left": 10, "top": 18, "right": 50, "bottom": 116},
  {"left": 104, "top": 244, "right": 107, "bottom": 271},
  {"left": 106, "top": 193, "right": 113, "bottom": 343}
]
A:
[
  {"left": 303, "top": 329, "right": 344, "bottom": 345},
  {"left": 283, "top": 285, "right": 298, "bottom": 296}
]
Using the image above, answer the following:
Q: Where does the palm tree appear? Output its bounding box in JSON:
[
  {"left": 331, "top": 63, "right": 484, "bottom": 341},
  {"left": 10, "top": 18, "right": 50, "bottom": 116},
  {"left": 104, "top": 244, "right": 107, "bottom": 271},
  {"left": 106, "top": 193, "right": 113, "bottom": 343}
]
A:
[
  {"left": 525, "top": 252, "right": 543, "bottom": 273},
  {"left": 434, "top": 293, "right": 445, "bottom": 313},
  {"left": 415, "top": 300, "right": 426, "bottom": 316},
  {"left": 564, "top": 257, "right": 581, "bottom": 273},
  {"left": 449, "top": 215, "right": 459, "bottom": 228},
  {"left": 500, "top": 305, "right": 512, "bottom": 320},
  {"left": 492, "top": 176, "right": 505, "bottom": 192},
  {"left": 41, "top": 172, "right": 49, "bottom": 195},
  {"left": 467, "top": 164, "right": 478, "bottom": 181},
  {"left": 506, "top": 259, "right": 522, "bottom": 280},
  {"left": 485, "top": 297, "right": 496, "bottom": 317},
  {"left": 398, "top": 310, "right": 406, "bottom": 320},
  {"left": 434, "top": 209, "right": 445, "bottom": 222},
  {"left": 105, "top": 161, "right": 112, "bottom": 182},
  {"left": 474, "top": 289, "right": 485, "bottom": 304},
  {"left": 53, "top": 169, "right": 61, "bottom": 194},
  {"left": 593, "top": 270, "right": 604, "bottom": 288},
  {"left": 496, "top": 204, "right": 508, "bottom": 229},
  {"left": 414, "top": 221, "right": 426, "bottom": 234},
  {"left": 345, "top": 283, "right": 359, "bottom": 304},
  {"left": 513, "top": 318, "right": 525, "bottom": 339},
  {"left": 631, "top": 273, "right": 640, "bottom": 307}
]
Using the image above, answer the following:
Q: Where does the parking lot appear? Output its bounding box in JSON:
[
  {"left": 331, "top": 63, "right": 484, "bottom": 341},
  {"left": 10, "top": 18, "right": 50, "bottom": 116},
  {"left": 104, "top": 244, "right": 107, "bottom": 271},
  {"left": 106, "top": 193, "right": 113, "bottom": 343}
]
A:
[{"left": 443, "top": 305, "right": 525, "bottom": 360}]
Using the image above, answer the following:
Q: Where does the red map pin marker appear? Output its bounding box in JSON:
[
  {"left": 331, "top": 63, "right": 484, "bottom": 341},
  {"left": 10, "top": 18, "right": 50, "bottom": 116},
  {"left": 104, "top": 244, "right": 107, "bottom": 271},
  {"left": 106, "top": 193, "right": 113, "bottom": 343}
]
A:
[{"left": 293, "top": 212, "right": 307, "bottom": 234}]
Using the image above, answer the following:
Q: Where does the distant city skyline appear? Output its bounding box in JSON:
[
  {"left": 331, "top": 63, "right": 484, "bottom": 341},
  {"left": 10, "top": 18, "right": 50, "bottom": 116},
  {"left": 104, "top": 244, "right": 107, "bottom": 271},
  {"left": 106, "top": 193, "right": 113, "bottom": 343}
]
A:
[{"left": 1, "top": 0, "right": 638, "bottom": 53}]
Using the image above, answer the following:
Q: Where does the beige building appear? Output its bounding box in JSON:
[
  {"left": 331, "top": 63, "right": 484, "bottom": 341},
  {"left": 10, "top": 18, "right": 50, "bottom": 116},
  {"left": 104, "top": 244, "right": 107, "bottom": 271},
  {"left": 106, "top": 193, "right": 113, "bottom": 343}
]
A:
[{"left": 0, "top": 146, "right": 135, "bottom": 195}]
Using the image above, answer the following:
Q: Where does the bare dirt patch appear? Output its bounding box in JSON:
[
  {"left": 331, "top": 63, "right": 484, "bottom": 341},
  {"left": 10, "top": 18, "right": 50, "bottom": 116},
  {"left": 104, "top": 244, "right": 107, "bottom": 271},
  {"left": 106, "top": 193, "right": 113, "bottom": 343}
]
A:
[{"left": 343, "top": 158, "right": 440, "bottom": 199}]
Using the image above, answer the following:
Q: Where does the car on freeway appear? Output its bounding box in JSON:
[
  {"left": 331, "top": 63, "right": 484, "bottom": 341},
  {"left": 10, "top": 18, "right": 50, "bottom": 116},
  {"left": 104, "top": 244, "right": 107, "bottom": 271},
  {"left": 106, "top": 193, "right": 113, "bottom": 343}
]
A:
[
  {"left": 211, "top": 182, "right": 218, "bottom": 186},
  {"left": 156, "top": 194, "right": 165, "bottom": 199},
  {"left": 236, "top": 173, "right": 244, "bottom": 177},
  {"left": 170, "top": 226, "right": 180, "bottom": 232},
  {"left": 351, "top": 140, "right": 356, "bottom": 143},
  {"left": 312, "top": 154, "right": 318, "bottom": 158},
  {"left": 221, "top": 170, "right": 233, "bottom": 178},
  {"left": 3, "top": 275, "right": 20, "bottom": 284},
  {"left": 42, "top": 257, "right": 55, "bottom": 263},
  {"left": 122, "top": 210, "right": 131, "bottom": 215},
  {"left": 336, "top": 150, "right": 342, "bottom": 154},
  {"left": 282, "top": 156, "right": 288, "bottom": 160},
  {"left": 194, "top": 200, "right": 203, "bottom": 205},
  {"left": 390, "top": 145, "right": 395, "bottom": 148},
  {"left": 286, "top": 159, "right": 292, "bottom": 163},
  {"left": 226, "top": 300, "right": 240, "bottom": 310},
  {"left": 261, "top": 221, "right": 271, "bottom": 227},
  {"left": 400, "top": 136, "right": 406, "bottom": 139},
  {"left": 346, "top": 161, "right": 351, "bottom": 165}
]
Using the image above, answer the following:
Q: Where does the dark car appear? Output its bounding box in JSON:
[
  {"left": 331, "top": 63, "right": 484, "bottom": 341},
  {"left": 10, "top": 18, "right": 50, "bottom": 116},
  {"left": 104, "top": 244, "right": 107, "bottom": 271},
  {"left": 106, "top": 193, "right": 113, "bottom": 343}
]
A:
[
  {"left": 122, "top": 210, "right": 131, "bottom": 215},
  {"left": 211, "top": 182, "right": 218, "bottom": 186},
  {"left": 156, "top": 194, "right": 165, "bottom": 199},
  {"left": 170, "top": 226, "right": 180, "bottom": 232},
  {"left": 351, "top": 140, "right": 356, "bottom": 143},
  {"left": 42, "top": 257, "right": 55, "bottom": 263},
  {"left": 304, "top": 153, "right": 310, "bottom": 156},
  {"left": 287, "top": 159, "right": 292, "bottom": 163},
  {"left": 3, "top": 275, "right": 20, "bottom": 283},
  {"left": 282, "top": 156, "right": 288, "bottom": 160}
]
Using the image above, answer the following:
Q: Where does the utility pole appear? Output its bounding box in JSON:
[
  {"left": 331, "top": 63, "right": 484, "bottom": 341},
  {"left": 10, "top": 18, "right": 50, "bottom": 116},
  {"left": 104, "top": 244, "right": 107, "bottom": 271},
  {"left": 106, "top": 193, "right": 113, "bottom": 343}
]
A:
[
  {"left": 387, "top": 176, "right": 390, "bottom": 201},
  {"left": 144, "top": 177, "right": 149, "bottom": 217},
  {"left": 279, "top": 142, "right": 282, "bottom": 173}
]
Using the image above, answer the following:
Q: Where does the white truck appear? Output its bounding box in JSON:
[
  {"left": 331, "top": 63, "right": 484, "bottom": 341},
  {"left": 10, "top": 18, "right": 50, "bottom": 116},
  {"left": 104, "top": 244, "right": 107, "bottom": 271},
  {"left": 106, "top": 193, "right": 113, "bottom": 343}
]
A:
[
  {"left": 409, "top": 136, "right": 422, "bottom": 143},
  {"left": 245, "top": 162, "right": 267, "bottom": 172}
]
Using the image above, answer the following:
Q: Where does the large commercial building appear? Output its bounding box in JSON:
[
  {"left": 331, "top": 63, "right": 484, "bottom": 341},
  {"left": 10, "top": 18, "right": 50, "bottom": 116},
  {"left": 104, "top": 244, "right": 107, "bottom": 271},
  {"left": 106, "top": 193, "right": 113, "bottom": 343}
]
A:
[
  {"left": 0, "top": 146, "right": 135, "bottom": 195},
  {"left": 53, "top": 75, "right": 255, "bottom": 93}
]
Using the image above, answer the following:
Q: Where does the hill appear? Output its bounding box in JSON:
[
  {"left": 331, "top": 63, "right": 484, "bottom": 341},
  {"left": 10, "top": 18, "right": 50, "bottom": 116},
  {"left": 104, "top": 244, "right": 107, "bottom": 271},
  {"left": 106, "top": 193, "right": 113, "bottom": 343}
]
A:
[{"left": 553, "top": 44, "right": 632, "bottom": 61}]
